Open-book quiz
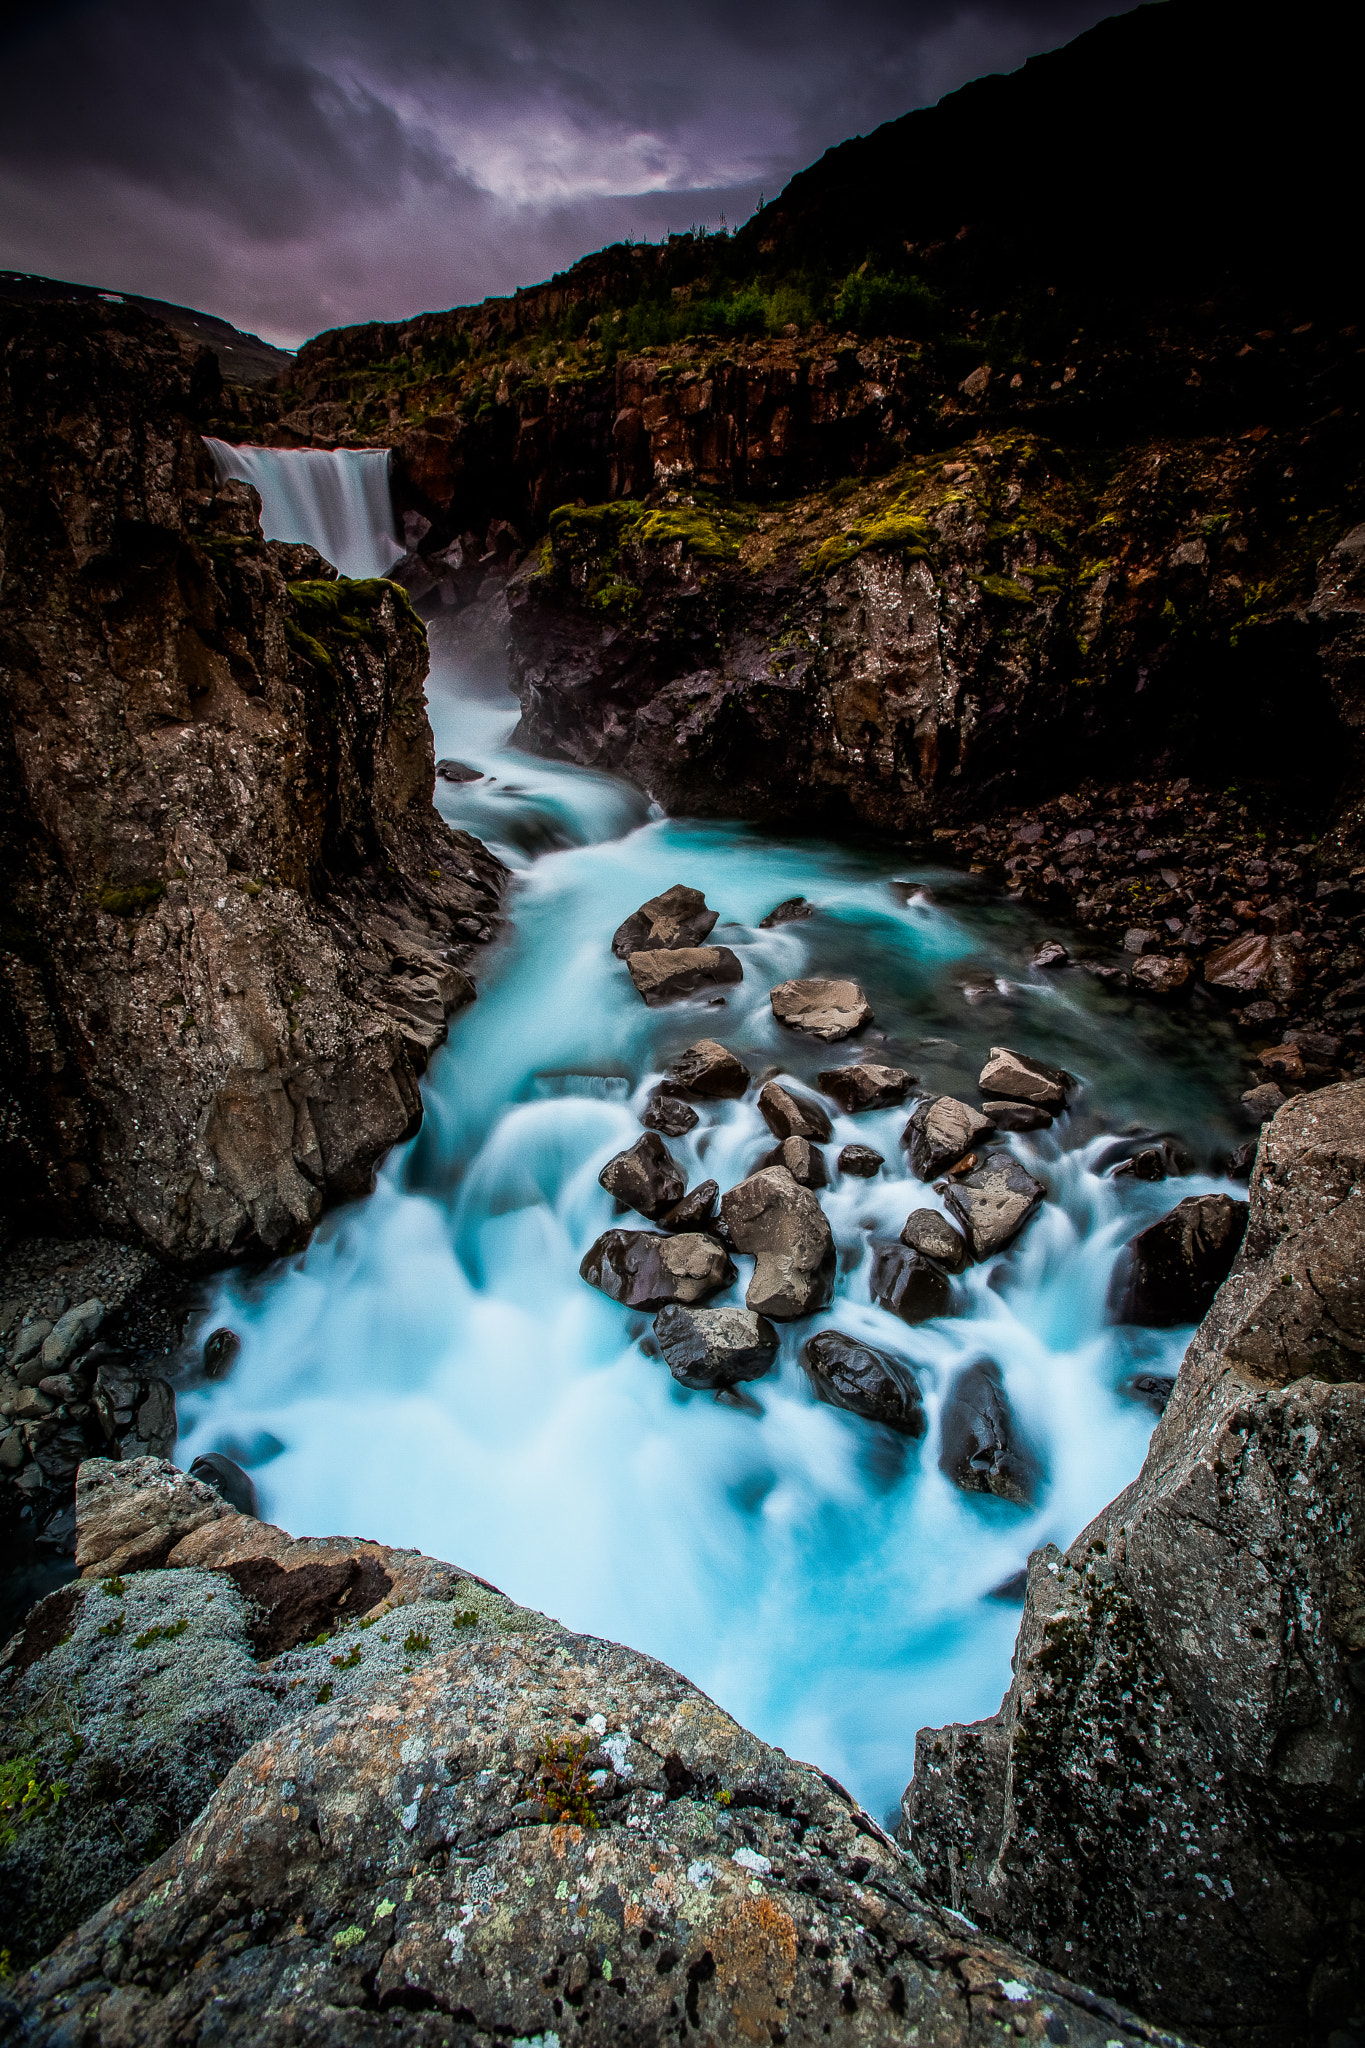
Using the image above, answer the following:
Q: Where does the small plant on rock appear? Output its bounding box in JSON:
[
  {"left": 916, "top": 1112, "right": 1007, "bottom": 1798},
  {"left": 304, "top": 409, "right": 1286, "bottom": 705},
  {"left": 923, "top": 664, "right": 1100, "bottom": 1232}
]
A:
[
  {"left": 0, "top": 1758, "right": 68, "bottom": 1848},
  {"left": 402, "top": 1629, "right": 431, "bottom": 1655},
  {"left": 536, "top": 1735, "right": 600, "bottom": 1830}
]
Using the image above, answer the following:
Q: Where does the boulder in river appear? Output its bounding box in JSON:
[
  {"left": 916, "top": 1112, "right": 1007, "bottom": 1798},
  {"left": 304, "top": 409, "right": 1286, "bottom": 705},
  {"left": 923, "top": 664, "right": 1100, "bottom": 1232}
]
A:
[
  {"left": 662, "top": 1180, "right": 719, "bottom": 1230},
  {"left": 870, "top": 1241, "right": 954, "bottom": 1324},
  {"left": 580, "top": 1230, "right": 735, "bottom": 1310},
  {"left": 939, "top": 1358, "right": 1039, "bottom": 1505},
  {"left": 801, "top": 1330, "right": 927, "bottom": 1435},
  {"left": 611, "top": 883, "right": 717, "bottom": 958},
  {"left": 900, "top": 1208, "right": 969, "bottom": 1272},
  {"left": 760, "top": 1135, "right": 828, "bottom": 1189},
  {"left": 1131, "top": 953, "right": 1192, "bottom": 996},
  {"left": 627, "top": 946, "right": 743, "bottom": 1006},
  {"left": 817, "top": 1062, "right": 914, "bottom": 1112},
  {"left": 903, "top": 1095, "right": 994, "bottom": 1179},
  {"left": 1112, "top": 1192, "right": 1248, "bottom": 1325},
  {"left": 188, "top": 1453, "right": 259, "bottom": 1518},
  {"left": 757, "top": 1080, "right": 833, "bottom": 1142},
  {"left": 653, "top": 1304, "right": 779, "bottom": 1389},
  {"left": 665, "top": 1038, "right": 751, "bottom": 1097},
  {"left": 982, "top": 1099, "right": 1052, "bottom": 1133},
  {"left": 435, "top": 758, "right": 483, "bottom": 783},
  {"left": 769, "top": 977, "right": 872, "bottom": 1041},
  {"left": 719, "top": 1166, "right": 836, "bottom": 1320},
  {"left": 641, "top": 1093, "right": 699, "bottom": 1137},
  {"left": 944, "top": 1154, "right": 1046, "bottom": 1257},
  {"left": 838, "top": 1144, "right": 884, "bottom": 1177},
  {"left": 1031, "top": 940, "right": 1068, "bottom": 969},
  {"left": 759, "top": 896, "right": 814, "bottom": 927},
  {"left": 598, "top": 1133, "right": 686, "bottom": 1220},
  {"left": 977, "top": 1046, "right": 1069, "bottom": 1109}
]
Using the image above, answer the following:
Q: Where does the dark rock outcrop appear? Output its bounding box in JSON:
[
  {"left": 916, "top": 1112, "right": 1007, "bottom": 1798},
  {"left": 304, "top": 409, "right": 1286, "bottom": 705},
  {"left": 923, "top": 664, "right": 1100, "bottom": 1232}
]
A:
[
  {"left": 801, "top": 1330, "right": 927, "bottom": 1435},
  {"left": 905, "top": 1083, "right": 1365, "bottom": 2048},
  {"left": 1113, "top": 1193, "right": 1249, "bottom": 1326},
  {"left": 719, "top": 1166, "right": 836, "bottom": 1320},
  {"left": 0, "top": 302, "right": 505, "bottom": 1264},
  {"left": 937, "top": 1359, "right": 1039, "bottom": 1506},
  {"left": 579, "top": 1229, "right": 735, "bottom": 1310},
  {"left": 597, "top": 1132, "right": 686, "bottom": 1220},
  {"left": 653, "top": 1303, "right": 779, "bottom": 1390}
]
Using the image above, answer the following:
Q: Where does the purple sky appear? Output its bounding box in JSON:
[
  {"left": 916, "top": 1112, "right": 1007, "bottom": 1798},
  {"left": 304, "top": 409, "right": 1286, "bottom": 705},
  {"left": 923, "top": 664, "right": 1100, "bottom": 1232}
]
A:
[{"left": 2, "top": 0, "right": 1127, "bottom": 348}]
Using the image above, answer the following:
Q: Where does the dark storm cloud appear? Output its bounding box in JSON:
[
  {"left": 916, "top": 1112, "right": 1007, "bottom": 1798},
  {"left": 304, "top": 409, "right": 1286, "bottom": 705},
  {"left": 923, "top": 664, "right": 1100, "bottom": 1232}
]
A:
[{"left": 0, "top": 0, "right": 1127, "bottom": 345}]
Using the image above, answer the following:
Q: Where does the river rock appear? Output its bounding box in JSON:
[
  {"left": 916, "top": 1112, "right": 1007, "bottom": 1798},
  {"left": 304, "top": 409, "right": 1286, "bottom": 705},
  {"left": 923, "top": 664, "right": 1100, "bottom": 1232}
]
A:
[
  {"left": 838, "top": 1144, "right": 884, "bottom": 1177},
  {"left": 903, "top": 1095, "right": 994, "bottom": 1179},
  {"left": 983, "top": 1099, "right": 1053, "bottom": 1133},
  {"left": 938, "top": 1359, "right": 1039, "bottom": 1505},
  {"left": 1131, "top": 953, "right": 1192, "bottom": 996},
  {"left": 188, "top": 1453, "right": 259, "bottom": 1517},
  {"left": 435, "top": 758, "right": 482, "bottom": 782},
  {"left": 74, "top": 1455, "right": 237, "bottom": 1578},
  {"left": 626, "top": 945, "right": 743, "bottom": 1005},
  {"left": 757, "top": 1080, "right": 833, "bottom": 1142},
  {"left": 769, "top": 976, "right": 872, "bottom": 1041},
  {"left": 202, "top": 1327, "right": 241, "bottom": 1379},
  {"left": 944, "top": 1155, "right": 1046, "bottom": 1257},
  {"left": 900, "top": 1208, "right": 970, "bottom": 1272},
  {"left": 1112, "top": 1193, "right": 1248, "bottom": 1325},
  {"left": 760, "top": 1135, "right": 828, "bottom": 1188},
  {"left": 598, "top": 1132, "right": 686, "bottom": 1219},
  {"left": 978, "top": 1046, "right": 1069, "bottom": 1109},
  {"left": 817, "top": 1062, "right": 914, "bottom": 1112},
  {"left": 1241, "top": 1081, "right": 1287, "bottom": 1123},
  {"left": 662, "top": 1180, "right": 718, "bottom": 1230},
  {"left": 653, "top": 1304, "right": 779, "bottom": 1389},
  {"left": 611, "top": 883, "right": 717, "bottom": 958},
  {"left": 801, "top": 1330, "right": 927, "bottom": 1434},
  {"left": 641, "top": 1093, "right": 699, "bottom": 1136},
  {"left": 39, "top": 1297, "right": 104, "bottom": 1373},
  {"left": 1032, "top": 941, "right": 1069, "bottom": 969},
  {"left": 719, "top": 1166, "right": 836, "bottom": 1320},
  {"left": 870, "top": 1242, "right": 954, "bottom": 1323},
  {"left": 579, "top": 1230, "right": 735, "bottom": 1310},
  {"left": 665, "top": 1038, "right": 751, "bottom": 1097},
  {"left": 1204, "top": 930, "right": 1272, "bottom": 992},
  {"left": 758, "top": 896, "right": 814, "bottom": 927}
]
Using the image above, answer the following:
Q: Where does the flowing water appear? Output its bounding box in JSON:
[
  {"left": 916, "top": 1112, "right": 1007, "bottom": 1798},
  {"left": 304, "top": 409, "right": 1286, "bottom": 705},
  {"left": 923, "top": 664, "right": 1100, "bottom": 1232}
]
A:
[
  {"left": 204, "top": 439, "right": 404, "bottom": 581},
  {"left": 179, "top": 449, "right": 1246, "bottom": 1822}
]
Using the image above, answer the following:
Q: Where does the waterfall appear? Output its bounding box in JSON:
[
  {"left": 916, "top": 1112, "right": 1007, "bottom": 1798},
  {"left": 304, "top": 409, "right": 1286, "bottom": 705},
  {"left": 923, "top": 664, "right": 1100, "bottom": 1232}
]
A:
[{"left": 204, "top": 439, "right": 404, "bottom": 581}]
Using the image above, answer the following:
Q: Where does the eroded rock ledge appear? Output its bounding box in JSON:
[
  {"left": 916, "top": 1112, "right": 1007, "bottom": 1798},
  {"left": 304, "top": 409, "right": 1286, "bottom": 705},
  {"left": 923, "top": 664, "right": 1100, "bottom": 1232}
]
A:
[
  {"left": 905, "top": 1082, "right": 1365, "bottom": 2048},
  {"left": 0, "top": 302, "right": 506, "bottom": 1264},
  {"left": 0, "top": 1460, "right": 1182, "bottom": 2048}
]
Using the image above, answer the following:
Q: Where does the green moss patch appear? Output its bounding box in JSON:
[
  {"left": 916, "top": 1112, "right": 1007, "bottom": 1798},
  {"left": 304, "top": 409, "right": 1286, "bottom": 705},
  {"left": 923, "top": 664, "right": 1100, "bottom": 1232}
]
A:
[
  {"left": 97, "top": 881, "right": 166, "bottom": 918},
  {"left": 804, "top": 507, "right": 932, "bottom": 579}
]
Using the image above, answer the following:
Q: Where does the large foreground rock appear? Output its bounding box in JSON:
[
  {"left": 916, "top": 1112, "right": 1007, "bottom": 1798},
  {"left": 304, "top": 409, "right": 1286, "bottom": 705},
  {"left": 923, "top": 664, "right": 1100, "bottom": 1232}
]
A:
[
  {"left": 653, "top": 1303, "right": 779, "bottom": 1389},
  {"left": 903, "top": 1096, "right": 994, "bottom": 1179},
  {"left": 769, "top": 977, "right": 872, "bottom": 1041},
  {"left": 905, "top": 1083, "right": 1365, "bottom": 2048},
  {"left": 1, "top": 1540, "right": 1173, "bottom": 2048},
  {"left": 611, "top": 883, "right": 717, "bottom": 958},
  {"left": 0, "top": 302, "right": 506, "bottom": 1261},
  {"left": 720, "top": 1166, "right": 836, "bottom": 1320},
  {"left": 1113, "top": 1192, "right": 1248, "bottom": 1325},
  {"left": 802, "top": 1330, "right": 927, "bottom": 1434},
  {"left": 627, "top": 946, "right": 743, "bottom": 1005},
  {"left": 579, "top": 1229, "right": 735, "bottom": 1309}
]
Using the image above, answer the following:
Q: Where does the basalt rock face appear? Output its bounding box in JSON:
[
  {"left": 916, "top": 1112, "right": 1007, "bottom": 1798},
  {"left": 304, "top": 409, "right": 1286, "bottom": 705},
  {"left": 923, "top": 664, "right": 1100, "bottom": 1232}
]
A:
[
  {"left": 0, "top": 302, "right": 506, "bottom": 1264},
  {"left": 1, "top": 1477, "right": 1181, "bottom": 2048},
  {"left": 904, "top": 1082, "right": 1365, "bottom": 2048}
]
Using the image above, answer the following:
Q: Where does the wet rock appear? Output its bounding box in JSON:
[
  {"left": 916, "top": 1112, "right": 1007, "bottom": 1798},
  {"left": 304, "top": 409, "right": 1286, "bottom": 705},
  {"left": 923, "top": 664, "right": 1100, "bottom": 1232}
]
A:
[
  {"left": 1241, "top": 1081, "right": 1287, "bottom": 1123},
  {"left": 870, "top": 1241, "right": 954, "bottom": 1323},
  {"left": 611, "top": 883, "right": 717, "bottom": 958},
  {"left": 435, "top": 758, "right": 483, "bottom": 783},
  {"left": 903, "top": 1095, "right": 994, "bottom": 1179},
  {"left": 982, "top": 1099, "right": 1053, "bottom": 1133},
  {"left": 977, "top": 1046, "right": 1069, "bottom": 1110},
  {"left": 641, "top": 1093, "right": 699, "bottom": 1137},
  {"left": 1131, "top": 953, "right": 1192, "bottom": 996},
  {"left": 1225, "top": 1141, "right": 1257, "bottom": 1179},
  {"left": 944, "top": 1155, "right": 1047, "bottom": 1258},
  {"left": 665, "top": 1038, "right": 751, "bottom": 1097},
  {"left": 900, "top": 1209, "right": 970, "bottom": 1272},
  {"left": 801, "top": 1330, "right": 927, "bottom": 1434},
  {"left": 202, "top": 1327, "right": 241, "bottom": 1379},
  {"left": 627, "top": 946, "right": 743, "bottom": 1005},
  {"left": 188, "top": 1453, "right": 259, "bottom": 1517},
  {"left": 579, "top": 1229, "right": 735, "bottom": 1311},
  {"left": 1032, "top": 941, "right": 1069, "bottom": 969},
  {"left": 719, "top": 1166, "right": 836, "bottom": 1320},
  {"left": 598, "top": 1133, "right": 686, "bottom": 1220},
  {"left": 661, "top": 1180, "right": 719, "bottom": 1230},
  {"left": 939, "top": 1359, "right": 1039, "bottom": 1505},
  {"left": 653, "top": 1304, "right": 779, "bottom": 1389},
  {"left": 73, "top": 1456, "right": 237, "bottom": 1578},
  {"left": 988, "top": 1568, "right": 1030, "bottom": 1602},
  {"left": 1204, "top": 931, "right": 1272, "bottom": 992},
  {"left": 757, "top": 1080, "right": 833, "bottom": 1142},
  {"left": 816, "top": 1062, "right": 915, "bottom": 1112},
  {"left": 1125, "top": 1373, "right": 1177, "bottom": 1413},
  {"left": 1113, "top": 1193, "right": 1248, "bottom": 1325},
  {"left": 769, "top": 976, "right": 872, "bottom": 1041},
  {"left": 760, "top": 1135, "right": 828, "bottom": 1189},
  {"left": 1111, "top": 1140, "right": 1189, "bottom": 1181},
  {"left": 838, "top": 1144, "right": 884, "bottom": 1177},
  {"left": 758, "top": 896, "right": 814, "bottom": 927},
  {"left": 39, "top": 1297, "right": 104, "bottom": 1373}
]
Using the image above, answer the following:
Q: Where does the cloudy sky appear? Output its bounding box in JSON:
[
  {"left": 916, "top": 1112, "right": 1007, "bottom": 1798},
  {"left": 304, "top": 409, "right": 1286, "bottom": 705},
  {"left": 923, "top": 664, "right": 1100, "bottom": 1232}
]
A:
[{"left": 1, "top": 0, "right": 1123, "bottom": 348}]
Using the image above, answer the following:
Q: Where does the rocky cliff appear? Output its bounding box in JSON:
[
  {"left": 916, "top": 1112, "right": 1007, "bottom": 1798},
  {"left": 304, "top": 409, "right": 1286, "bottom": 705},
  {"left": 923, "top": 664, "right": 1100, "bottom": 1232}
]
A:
[
  {"left": 905, "top": 1083, "right": 1365, "bottom": 2048},
  {"left": 0, "top": 302, "right": 505, "bottom": 1267}
]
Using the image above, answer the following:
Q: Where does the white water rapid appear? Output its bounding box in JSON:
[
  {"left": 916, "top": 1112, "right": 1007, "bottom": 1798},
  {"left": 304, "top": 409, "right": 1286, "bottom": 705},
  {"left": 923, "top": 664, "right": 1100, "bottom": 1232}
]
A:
[
  {"left": 181, "top": 451, "right": 1245, "bottom": 1823},
  {"left": 204, "top": 438, "right": 403, "bottom": 581}
]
